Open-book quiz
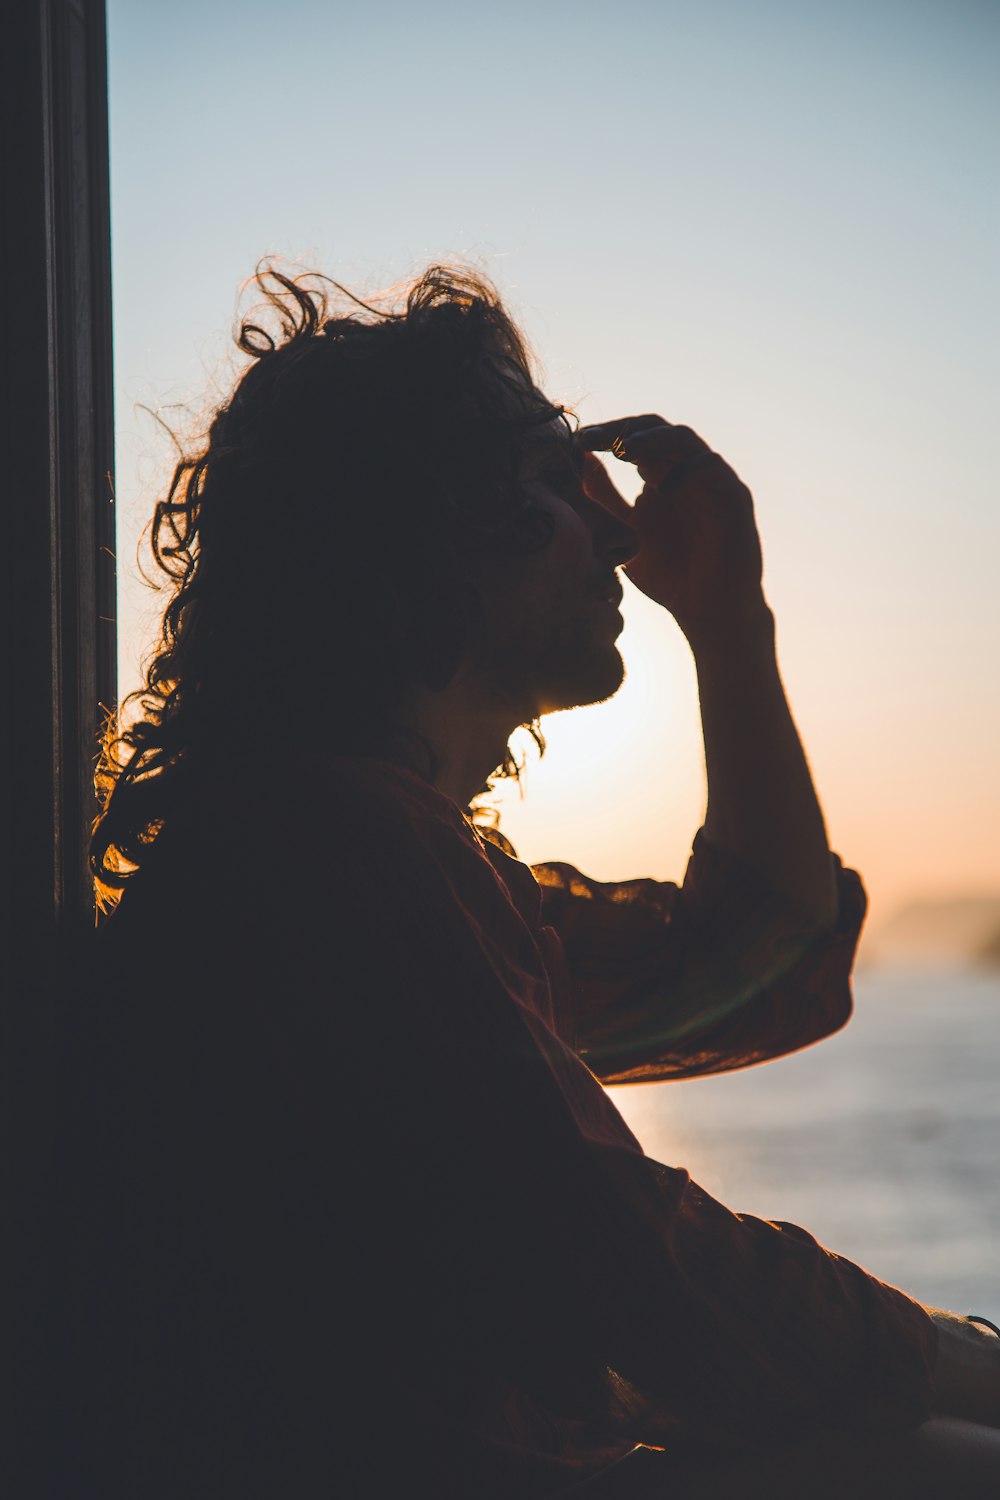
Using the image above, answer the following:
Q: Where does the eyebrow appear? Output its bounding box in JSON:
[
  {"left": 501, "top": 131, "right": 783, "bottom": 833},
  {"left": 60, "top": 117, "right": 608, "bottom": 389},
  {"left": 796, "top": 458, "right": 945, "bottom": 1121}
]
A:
[{"left": 526, "top": 424, "right": 585, "bottom": 477}]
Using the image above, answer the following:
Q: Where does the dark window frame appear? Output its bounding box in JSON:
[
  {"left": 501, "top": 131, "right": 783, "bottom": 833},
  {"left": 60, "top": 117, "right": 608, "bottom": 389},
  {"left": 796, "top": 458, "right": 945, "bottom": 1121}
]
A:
[
  {"left": 6, "top": 2, "right": 115, "bottom": 1460},
  {"left": 4, "top": 0, "right": 116, "bottom": 978}
]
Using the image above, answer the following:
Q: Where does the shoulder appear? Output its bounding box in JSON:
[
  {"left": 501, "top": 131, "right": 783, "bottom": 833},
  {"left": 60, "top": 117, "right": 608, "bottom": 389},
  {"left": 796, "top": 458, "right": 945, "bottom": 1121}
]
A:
[
  {"left": 188, "top": 752, "right": 471, "bottom": 866},
  {"left": 230, "top": 754, "right": 528, "bottom": 926}
]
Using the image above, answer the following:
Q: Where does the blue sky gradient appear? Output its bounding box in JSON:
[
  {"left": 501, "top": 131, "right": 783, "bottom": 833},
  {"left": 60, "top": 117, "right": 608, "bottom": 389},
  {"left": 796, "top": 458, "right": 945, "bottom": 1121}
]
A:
[{"left": 108, "top": 0, "right": 999, "bottom": 917}]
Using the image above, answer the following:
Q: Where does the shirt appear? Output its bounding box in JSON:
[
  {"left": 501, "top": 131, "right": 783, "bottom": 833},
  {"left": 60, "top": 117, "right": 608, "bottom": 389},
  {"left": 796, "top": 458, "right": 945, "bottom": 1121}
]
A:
[{"left": 57, "top": 753, "right": 938, "bottom": 1500}]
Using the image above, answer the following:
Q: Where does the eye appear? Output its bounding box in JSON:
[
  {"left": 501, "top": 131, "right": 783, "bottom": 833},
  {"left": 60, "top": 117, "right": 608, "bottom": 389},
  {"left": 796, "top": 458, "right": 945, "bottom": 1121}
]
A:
[
  {"left": 537, "top": 464, "right": 584, "bottom": 501},
  {"left": 509, "top": 505, "right": 556, "bottom": 554}
]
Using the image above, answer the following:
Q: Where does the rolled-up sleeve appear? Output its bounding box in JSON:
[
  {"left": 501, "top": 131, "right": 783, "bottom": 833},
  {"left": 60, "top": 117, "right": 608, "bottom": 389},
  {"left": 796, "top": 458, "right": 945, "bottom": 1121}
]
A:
[
  {"left": 587, "top": 1149, "right": 937, "bottom": 1444},
  {"left": 532, "top": 830, "right": 867, "bottom": 1084}
]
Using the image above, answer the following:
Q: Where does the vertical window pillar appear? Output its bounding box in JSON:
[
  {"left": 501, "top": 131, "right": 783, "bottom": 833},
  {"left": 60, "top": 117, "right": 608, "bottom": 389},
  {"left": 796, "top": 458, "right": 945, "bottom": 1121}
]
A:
[
  {"left": 3, "top": 0, "right": 115, "bottom": 975},
  {"left": 4, "top": 3, "right": 115, "bottom": 1467}
]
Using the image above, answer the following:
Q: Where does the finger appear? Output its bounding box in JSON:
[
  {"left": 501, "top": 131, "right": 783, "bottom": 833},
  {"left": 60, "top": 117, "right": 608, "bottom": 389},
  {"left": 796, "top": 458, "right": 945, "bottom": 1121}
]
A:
[
  {"left": 579, "top": 419, "right": 711, "bottom": 481},
  {"left": 623, "top": 423, "right": 708, "bottom": 456},
  {"left": 632, "top": 449, "right": 724, "bottom": 496},
  {"left": 580, "top": 452, "right": 633, "bottom": 522},
  {"left": 620, "top": 423, "right": 709, "bottom": 471},
  {"left": 577, "top": 415, "right": 670, "bottom": 452}
]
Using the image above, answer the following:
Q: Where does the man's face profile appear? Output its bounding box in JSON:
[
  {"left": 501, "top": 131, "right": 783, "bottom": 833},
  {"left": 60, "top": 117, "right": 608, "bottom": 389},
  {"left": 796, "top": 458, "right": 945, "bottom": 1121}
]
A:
[{"left": 472, "top": 413, "right": 638, "bottom": 723}]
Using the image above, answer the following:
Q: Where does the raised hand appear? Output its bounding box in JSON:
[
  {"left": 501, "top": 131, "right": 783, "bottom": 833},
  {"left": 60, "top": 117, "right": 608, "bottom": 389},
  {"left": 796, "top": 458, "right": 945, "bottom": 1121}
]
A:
[{"left": 578, "top": 415, "right": 767, "bottom": 644}]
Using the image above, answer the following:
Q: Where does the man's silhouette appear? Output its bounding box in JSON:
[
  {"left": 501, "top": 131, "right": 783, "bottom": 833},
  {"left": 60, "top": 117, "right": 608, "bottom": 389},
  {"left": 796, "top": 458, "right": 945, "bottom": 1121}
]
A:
[{"left": 65, "top": 265, "right": 1000, "bottom": 1497}]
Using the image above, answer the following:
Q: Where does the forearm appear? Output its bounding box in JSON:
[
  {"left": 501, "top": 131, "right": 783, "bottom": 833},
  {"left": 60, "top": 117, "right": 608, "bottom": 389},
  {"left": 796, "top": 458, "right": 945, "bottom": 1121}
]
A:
[{"left": 688, "top": 603, "right": 838, "bottom": 930}]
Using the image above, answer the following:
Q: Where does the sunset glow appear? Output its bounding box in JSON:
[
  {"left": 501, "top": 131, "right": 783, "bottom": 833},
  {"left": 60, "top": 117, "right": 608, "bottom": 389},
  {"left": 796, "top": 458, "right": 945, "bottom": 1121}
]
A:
[{"left": 108, "top": 0, "right": 1000, "bottom": 935}]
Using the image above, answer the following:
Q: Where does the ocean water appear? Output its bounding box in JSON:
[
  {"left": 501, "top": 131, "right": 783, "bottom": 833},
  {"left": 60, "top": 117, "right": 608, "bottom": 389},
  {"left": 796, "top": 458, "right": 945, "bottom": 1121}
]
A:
[{"left": 609, "top": 968, "right": 1000, "bottom": 1316}]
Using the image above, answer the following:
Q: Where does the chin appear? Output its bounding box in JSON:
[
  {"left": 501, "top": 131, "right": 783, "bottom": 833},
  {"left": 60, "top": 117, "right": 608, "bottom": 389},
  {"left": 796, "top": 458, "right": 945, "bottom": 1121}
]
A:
[{"left": 539, "top": 647, "right": 626, "bottom": 716}]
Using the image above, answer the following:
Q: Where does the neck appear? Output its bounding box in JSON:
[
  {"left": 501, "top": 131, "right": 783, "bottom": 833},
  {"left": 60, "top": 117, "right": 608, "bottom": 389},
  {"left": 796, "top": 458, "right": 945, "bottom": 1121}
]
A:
[{"left": 398, "top": 674, "right": 526, "bottom": 809}]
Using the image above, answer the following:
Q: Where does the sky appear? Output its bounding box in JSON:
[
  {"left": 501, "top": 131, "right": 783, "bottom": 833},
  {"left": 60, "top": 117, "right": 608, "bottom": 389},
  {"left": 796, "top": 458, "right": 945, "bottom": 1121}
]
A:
[{"left": 107, "top": 0, "right": 999, "bottom": 930}]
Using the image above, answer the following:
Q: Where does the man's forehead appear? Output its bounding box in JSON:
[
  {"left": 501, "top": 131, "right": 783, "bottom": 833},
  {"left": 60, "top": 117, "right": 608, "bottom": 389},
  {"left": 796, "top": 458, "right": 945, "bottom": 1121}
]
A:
[{"left": 522, "top": 410, "right": 583, "bottom": 469}]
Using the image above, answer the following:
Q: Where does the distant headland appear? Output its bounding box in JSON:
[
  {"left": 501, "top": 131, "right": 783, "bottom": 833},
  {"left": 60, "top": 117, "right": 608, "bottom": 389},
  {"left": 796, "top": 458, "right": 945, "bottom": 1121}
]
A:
[{"left": 861, "top": 895, "right": 1000, "bottom": 971}]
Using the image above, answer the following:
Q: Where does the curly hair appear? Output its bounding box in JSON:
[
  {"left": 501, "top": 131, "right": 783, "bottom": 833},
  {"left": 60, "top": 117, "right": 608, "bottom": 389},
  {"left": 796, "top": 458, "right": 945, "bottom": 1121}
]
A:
[{"left": 92, "top": 263, "right": 568, "bottom": 911}]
